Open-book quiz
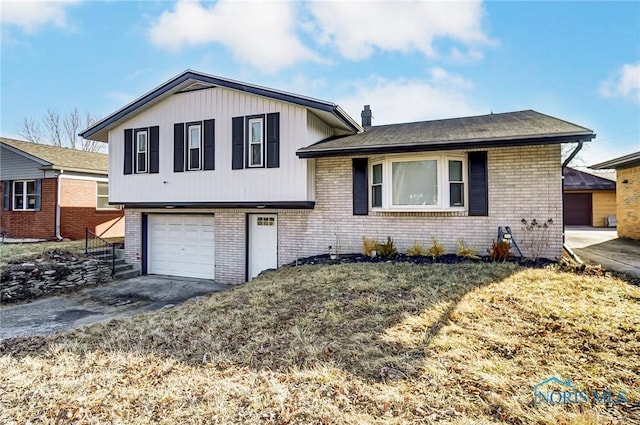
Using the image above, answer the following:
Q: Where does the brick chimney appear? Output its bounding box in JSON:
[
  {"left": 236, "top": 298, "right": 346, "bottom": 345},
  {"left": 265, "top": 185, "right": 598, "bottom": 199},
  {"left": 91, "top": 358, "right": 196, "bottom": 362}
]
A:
[{"left": 361, "top": 105, "right": 372, "bottom": 127}]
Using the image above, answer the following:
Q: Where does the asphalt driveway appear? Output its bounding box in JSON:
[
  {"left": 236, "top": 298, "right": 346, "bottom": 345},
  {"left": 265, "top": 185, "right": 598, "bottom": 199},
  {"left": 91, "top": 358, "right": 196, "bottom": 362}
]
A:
[
  {"left": 565, "top": 226, "right": 640, "bottom": 278},
  {"left": 0, "top": 275, "right": 230, "bottom": 340}
]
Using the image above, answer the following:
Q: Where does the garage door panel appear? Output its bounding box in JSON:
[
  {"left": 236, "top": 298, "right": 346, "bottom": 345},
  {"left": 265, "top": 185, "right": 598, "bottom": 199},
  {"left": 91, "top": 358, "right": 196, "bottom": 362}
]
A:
[
  {"left": 148, "top": 214, "right": 215, "bottom": 279},
  {"left": 564, "top": 193, "right": 592, "bottom": 226}
]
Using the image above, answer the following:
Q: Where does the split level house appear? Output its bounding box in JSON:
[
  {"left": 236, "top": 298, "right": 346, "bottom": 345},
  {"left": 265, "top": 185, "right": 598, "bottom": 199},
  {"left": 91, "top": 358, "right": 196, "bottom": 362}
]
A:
[
  {"left": 0, "top": 138, "right": 124, "bottom": 240},
  {"left": 80, "top": 70, "right": 595, "bottom": 284}
]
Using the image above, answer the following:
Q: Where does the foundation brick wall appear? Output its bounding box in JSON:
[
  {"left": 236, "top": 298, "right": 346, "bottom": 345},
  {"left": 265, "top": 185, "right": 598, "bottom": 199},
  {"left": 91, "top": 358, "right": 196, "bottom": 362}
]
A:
[
  {"left": 616, "top": 166, "right": 640, "bottom": 240},
  {"left": 0, "top": 178, "right": 57, "bottom": 239},
  {"left": 59, "top": 178, "right": 124, "bottom": 240},
  {"left": 123, "top": 145, "right": 563, "bottom": 284}
]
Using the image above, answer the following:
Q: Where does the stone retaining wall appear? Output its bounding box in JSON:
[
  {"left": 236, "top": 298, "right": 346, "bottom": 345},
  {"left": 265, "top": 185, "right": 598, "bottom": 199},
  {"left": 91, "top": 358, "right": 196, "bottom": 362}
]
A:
[{"left": 1, "top": 254, "right": 112, "bottom": 304}]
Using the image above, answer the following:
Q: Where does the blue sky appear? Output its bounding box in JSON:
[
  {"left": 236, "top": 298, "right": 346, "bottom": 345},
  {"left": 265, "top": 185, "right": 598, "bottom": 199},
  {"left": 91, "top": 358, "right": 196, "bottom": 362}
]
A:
[{"left": 1, "top": 0, "right": 638, "bottom": 166}]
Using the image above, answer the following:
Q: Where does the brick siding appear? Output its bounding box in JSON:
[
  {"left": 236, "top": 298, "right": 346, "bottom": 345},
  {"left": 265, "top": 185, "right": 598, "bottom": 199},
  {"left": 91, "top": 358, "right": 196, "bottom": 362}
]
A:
[
  {"left": 124, "top": 144, "right": 563, "bottom": 284},
  {"left": 0, "top": 178, "right": 57, "bottom": 239},
  {"left": 59, "top": 178, "right": 124, "bottom": 240},
  {"left": 616, "top": 166, "right": 640, "bottom": 240}
]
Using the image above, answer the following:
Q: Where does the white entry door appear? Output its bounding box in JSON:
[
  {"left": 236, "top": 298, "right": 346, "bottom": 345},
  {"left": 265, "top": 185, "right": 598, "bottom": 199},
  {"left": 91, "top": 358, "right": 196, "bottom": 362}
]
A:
[
  {"left": 248, "top": 214, "right": 278, "bottom": 280},
  {"left": 148, "top": 214, "right": 215, "bottom": 279}
]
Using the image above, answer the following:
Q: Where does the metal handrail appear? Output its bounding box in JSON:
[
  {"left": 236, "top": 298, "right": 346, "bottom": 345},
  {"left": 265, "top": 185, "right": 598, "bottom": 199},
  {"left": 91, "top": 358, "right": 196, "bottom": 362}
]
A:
[{"left": 85, "top": 228, "right": 115, "bottom": 276}]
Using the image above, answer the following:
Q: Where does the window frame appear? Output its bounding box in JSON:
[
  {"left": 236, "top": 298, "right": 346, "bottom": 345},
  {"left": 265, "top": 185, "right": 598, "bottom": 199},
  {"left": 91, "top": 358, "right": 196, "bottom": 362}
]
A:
[
  {"left": 135, "top": 129, "right": 148, "bottom": 174},
  {"left": 247, "top": 116, "right": 264, "bottom": 168},
  {"left": 186, "top": 122, "right": 202, "bottom": 171},
  {"left": 12, "top": 180, "right": 36, "bottom": 211},
  {"left": 370, "top": 154, "right": 467, "bottom": 212},
  {"left": 371, "top": 162, "right": 383, "bottom": 208},
  {"left": 96, "top": 181, "right": 119, "bottom": 210}
]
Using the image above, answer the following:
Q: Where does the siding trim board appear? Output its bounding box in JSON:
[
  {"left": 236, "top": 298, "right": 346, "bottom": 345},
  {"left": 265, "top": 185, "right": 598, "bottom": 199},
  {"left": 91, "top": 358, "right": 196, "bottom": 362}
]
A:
[{"left": 120, "top": 201, "right": 316, "bottom": 209}]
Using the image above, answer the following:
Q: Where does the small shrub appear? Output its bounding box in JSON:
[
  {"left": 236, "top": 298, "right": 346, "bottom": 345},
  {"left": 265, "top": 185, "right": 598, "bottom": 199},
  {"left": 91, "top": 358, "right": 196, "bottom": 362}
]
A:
[
  {"left": 376, "top": 236, "right": 398, "bottom": 259},
  {"left": 456, "top": 239, "right": 478, "bottom": 258},
  {"left": 520, "top": 218, "right": 554, "bottom": 260},
  {"left": 406, "top": 241, "right": 428, "bottom": 257},
  {"left": 488, "top": 240, "right": 511, "bottom": 261},
  {"left": 362, "top": 237, "right": 378, "bottom": 257},
  {"left": 427, "top": 238, "right": 446, "bottom": 259}
]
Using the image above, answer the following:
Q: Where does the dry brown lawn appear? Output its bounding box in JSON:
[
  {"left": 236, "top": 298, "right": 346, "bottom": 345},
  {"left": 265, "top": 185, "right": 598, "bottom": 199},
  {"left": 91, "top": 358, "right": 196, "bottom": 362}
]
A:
[{"left": 1, "top": 262, "right": 638, "bottom": 424}]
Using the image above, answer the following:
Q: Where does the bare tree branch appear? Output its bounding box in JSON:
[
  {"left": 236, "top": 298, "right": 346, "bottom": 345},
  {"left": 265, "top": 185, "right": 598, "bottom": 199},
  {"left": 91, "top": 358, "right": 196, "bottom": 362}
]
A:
[
  {"left": 44, "top": 109, "right": 63, "bottom": 147},
  {"left": 16, "top": 117, "right": 43, "bottom": 144},
  {"left": 15, "top": 109, "right": 105, "bottom": 152},
  {"left": 63, "top": 108, "right": 80, "bottom": 149}
]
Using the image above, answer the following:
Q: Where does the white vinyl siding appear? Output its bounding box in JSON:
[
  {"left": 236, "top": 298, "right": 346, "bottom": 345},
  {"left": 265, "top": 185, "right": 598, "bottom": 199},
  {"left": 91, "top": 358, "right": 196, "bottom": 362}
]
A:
[{"left": 108, "top": 87, "right": 323, "bottom": 204}]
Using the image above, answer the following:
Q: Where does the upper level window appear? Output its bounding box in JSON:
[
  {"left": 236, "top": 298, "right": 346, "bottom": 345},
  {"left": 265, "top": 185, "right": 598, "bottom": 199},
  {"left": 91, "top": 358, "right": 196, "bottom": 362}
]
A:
[
  {"left": 371, "top": 155, "right": 466, "bottom": 211},
  {"left": 188, "top": 124, "right": 202, "bottom": 170},
  {"left": 136, "top": 130, "right": 148, "bottom": 173},
  {"left": 13, "top": 180, "right": 36, "bottom": 211},
  {"left": 248, "top": 117, "right": 264, "bottom": 167},
  {"left": 96, "top": 182, "right": 118, "bottom": 210}
]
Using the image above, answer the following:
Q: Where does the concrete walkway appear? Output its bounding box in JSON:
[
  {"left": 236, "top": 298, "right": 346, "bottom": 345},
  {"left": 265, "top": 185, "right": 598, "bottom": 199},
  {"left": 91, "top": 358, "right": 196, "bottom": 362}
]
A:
[
  {"left": 0, "top": 275, "right": 230, "bottom": 340},
  {"left": 565, "top": 227, "right": 640, "bottom": 278}
]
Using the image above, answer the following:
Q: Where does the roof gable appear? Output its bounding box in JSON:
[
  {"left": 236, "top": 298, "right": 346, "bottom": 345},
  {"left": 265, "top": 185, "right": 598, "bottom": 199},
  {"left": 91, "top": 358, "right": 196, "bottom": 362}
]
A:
[
  {"left": 591, "top": 150, "right": 640, "bottom": 170},
  {"left": 297, "top": 110, "right": 595, "bottom": 158},
  {"left": 0, "top": 137, "right": 109, "bottom": 174},
  {"left": 564, "top": 167, "right": 616, "bottom": 191},
  {"left": 80, "top": 70, "right": 362, "bottom": 142}
]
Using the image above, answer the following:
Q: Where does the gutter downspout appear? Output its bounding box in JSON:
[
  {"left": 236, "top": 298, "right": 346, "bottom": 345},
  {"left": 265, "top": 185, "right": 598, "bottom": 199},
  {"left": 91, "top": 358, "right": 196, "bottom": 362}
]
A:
[
  {"left": 561, "top": 141, "right": 583, "bottom": 248},
  {"left": 55, "top": 170, "right": 63, "bottom": 240}
]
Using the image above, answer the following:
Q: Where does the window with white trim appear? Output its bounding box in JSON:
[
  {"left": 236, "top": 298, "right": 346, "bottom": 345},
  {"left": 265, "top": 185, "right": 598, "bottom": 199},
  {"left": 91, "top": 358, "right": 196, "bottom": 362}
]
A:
[
  {"left": 371, "top": 155, "right": 467, "bottom": 211},
  {"left": 136, "top": 129, "right": 148, "bottom": 173},
  {"left": 248, "top": 117, "right": 264, "bottom": 167},
  {"left": 13, "top": 180, "right": 36, "bottom": 210},
  {"left": 96, "top": 182, "right": 118, "bottom": 210},
  {"left": 187, "top": 123, "right": 202, "bottom": 170}
]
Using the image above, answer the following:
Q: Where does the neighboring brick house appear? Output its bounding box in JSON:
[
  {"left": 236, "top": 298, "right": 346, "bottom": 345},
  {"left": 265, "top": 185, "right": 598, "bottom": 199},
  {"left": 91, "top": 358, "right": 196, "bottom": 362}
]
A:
[
  {"left": 563, "top": 167, "right": 616, "bottom": 227},
  {"left": 80, "top": 70, "right": 595, "bottom": 284},
  {"left": 592, "top": 151, "right": 640, "bottom": 240},
  {"left": 0, "top": 138, "right": 124, "bottom": 240}
]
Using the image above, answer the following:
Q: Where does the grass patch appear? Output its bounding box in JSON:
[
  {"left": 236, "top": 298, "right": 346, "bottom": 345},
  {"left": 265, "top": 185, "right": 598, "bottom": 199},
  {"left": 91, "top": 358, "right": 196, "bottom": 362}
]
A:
[{"left": 1, "top": 262, "right": 638, "bottom": 424}]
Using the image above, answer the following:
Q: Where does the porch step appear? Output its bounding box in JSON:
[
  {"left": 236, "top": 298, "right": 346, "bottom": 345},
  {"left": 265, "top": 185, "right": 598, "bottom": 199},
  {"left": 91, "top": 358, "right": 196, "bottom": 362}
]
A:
[
  {"left": 85, "top": 250, "right": 139, "bottom": 280},
  {"left": 114, "top": 267, "right": 140, "bottom": 280}
]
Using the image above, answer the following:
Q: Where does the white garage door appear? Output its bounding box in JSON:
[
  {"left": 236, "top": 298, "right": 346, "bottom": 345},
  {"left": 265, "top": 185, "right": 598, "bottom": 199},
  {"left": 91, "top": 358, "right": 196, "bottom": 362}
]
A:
[{"left": 148, "top": 214, "right": 215, "bottom": 279}]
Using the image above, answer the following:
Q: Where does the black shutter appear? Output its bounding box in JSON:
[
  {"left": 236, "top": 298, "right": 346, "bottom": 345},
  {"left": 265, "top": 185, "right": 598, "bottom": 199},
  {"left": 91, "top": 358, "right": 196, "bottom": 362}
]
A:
[
  {"left": 34, "top": 179, "right": 42, "bottom": 211},
  {"left": 266, "top": 113, "right": 280, "bottom": 168},
  {"left": 232, "top": 116, "right": 244, "bottom": 170},
  {"left": 468, "top": 151, "right": 488, "bottom": 216},
  {"left": 149, "top": 126, "right": 160, "bottom": 174},
  {"left": 124, "top": 129, "right": 133, "bottom": 175},
  {"left": 352, "top": 158, "right": 369, "bottom": 215},
  {"left": 203, "top": 119, "right": 215, "bottom": 170},
  {"left": 174, "top": 123, "right": 185, "bottom": 172},
  {"left": 3, "top": 181, "right": 10, "bottom": 211}
]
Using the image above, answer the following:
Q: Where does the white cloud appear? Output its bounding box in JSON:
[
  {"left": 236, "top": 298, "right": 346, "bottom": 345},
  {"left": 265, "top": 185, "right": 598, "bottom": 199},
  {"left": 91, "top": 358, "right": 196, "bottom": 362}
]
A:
[
  {"left": 0, "top": 0, "right": 80, "bottom": 33},
  {"left": 336, "top": 71, "right": 483, "bottom": 126},
  {"left": 600, "top": 63, "right": 640, "bottom": 104},
  {"left": 307, "top": 1, "right": 491, "bottom": 61},
  {"left": 148, "top": 0, "right": 319, "bottom": 73}
]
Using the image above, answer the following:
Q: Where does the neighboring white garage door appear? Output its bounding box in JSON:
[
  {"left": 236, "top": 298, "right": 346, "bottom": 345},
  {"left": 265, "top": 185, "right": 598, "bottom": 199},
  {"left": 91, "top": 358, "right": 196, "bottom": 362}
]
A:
[{"left": 148, "top": 214, "right": 215, "bottom": 279}]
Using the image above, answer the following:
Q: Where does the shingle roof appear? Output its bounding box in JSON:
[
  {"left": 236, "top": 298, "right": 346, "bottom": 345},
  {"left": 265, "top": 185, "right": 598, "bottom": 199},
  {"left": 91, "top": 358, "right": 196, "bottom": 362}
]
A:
[
  {"left": 591, "top": 151, "right": 640, "bottom": 170},
  {"left": 564, "top": 167, "right": 616, "bottom": 191},
  {"left": 1, "top": 137, "right": 109, "bottom": 174},
  {"left": 297, "top": 110, "right": 595, "bottom": 158}
]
